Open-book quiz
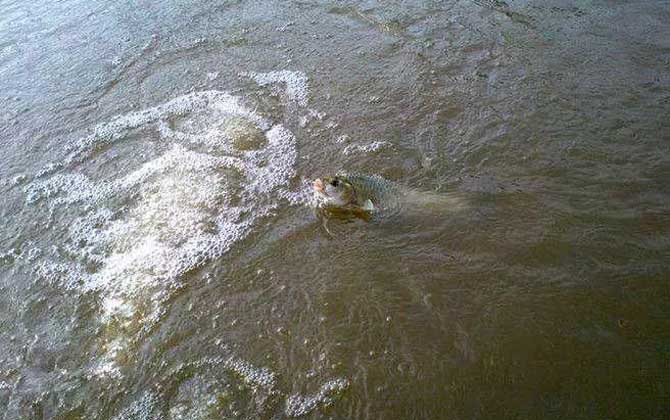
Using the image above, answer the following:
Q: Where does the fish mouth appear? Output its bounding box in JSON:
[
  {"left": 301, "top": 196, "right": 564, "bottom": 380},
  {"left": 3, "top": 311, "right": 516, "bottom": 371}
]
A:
[{"left": 313, "top": 178, "right": 327, "bottom": 196}]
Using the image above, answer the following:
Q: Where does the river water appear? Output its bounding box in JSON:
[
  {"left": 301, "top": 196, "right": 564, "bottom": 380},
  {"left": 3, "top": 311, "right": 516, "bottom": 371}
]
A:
[{"left": 1, "top": 1, "right": 669, "bottom": 419}]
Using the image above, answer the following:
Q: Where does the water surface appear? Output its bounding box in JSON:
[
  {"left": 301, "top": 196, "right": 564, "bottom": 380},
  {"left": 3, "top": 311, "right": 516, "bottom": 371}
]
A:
[{"left": 1, "top": 0, "right": 669, "bottom": 418}]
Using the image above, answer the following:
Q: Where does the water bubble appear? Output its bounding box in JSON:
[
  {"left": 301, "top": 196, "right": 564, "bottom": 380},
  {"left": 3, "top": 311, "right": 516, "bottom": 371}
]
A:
[
  {"left": 342, "top": 140, "right": 393, "bottom": 156},
  {"left": 26, "top": 90, "right": 299, "bottom": 380},
  {"left": 284, "top": 378, "right": 349, "bottom": 417},
  {"left": 243, "top": 70, "right": 309, "bottom": 107}
]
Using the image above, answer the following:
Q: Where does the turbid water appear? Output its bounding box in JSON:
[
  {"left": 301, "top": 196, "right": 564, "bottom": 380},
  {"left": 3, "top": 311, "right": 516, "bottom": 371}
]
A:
[{"left": 1, "top": 1, "right": 669, "bottom": 419}]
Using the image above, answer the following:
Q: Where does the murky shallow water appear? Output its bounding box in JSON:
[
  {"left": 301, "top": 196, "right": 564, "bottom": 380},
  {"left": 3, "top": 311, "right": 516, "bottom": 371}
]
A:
[{"left": 1, "top": 0, "right": 670, "bottom": 418}]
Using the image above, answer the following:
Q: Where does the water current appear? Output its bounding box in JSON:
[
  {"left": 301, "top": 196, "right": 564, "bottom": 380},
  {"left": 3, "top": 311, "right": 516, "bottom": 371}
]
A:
[{"left": 1, "top": 1, "right": 669, "bottom": 419}]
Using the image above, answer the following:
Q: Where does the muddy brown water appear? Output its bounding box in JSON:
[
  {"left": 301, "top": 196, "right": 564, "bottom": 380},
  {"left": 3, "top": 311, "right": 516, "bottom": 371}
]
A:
[{"left": 1, "top": 1, "right": 669, "bottom": 419}]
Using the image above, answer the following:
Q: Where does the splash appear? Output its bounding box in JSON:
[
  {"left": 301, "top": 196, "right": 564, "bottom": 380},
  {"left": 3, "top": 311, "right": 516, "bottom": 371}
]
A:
[
  {"left": 22, "top": 79, "right": 349, "bottom": 418},
  {"left": 113, "top": 392, "right": 161, "bottom": 420},
  {"left": 285, "top": 378, "right": 350, "bottom": 417},
  {"left": 243, "top": 70, "right": 309, "bottom": 106},
  {"left": 111, "top": 355, "right": 348, "bottom": 419},
  {"left": 27, "top": 90, "right": 298, "bottom": 378},
  {"left": 343, "top": 140, "right": 393, "bottom": 156}
]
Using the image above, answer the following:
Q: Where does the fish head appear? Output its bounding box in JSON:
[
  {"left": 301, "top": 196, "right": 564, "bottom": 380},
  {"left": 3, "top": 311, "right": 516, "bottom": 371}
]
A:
[{"left": 313, "top": 175, "right": 357, "bottom": 207}]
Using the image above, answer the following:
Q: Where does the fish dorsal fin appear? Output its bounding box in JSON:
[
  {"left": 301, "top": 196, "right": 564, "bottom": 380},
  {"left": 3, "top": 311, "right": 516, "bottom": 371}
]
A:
[{"left": 361, "top": 199, "right": 375, "bottom": 211}]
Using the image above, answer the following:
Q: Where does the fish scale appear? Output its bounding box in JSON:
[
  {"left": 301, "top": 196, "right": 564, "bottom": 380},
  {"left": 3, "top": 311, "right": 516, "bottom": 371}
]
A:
[{"left": 337, "top": 171, "right": 402, "bottom": 213}]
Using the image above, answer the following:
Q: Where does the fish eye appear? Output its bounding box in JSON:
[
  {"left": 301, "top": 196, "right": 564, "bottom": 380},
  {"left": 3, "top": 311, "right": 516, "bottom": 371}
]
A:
[{"left": 331, "top": 179, "right": 339, "bottom": 187}]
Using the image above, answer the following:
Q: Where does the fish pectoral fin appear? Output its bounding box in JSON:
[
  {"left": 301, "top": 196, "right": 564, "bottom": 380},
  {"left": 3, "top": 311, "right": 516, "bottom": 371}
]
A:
[
  {"left": 361, "top": 199, "right": 375, "bottom": 211},
  {"left": 321, "top": 217, "right": 334, "bottom": 237}
]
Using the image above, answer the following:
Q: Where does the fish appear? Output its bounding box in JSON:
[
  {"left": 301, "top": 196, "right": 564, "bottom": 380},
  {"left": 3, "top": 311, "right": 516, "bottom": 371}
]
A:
[
  {"left": 312, "top": 172, "right": 467, "bottom": 231},
  {"left": 312, "top": 172, "right": 397, "bottom": 221}
]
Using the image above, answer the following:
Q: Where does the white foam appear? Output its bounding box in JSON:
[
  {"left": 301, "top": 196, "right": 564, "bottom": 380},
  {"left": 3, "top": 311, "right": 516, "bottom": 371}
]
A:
[
  {"left": 35, "top": 261, "right": 89, "bottom": 291},
  {"left": 9, "top": 174, "right": 27, "bottom": 187},
  {"left": 26, "top": 247, "right": 42, "bottom": 262},
  {"left": 28, "top": 90, "right": 298, "bottom": 378},
  {"left": 41, "top": 91, "right": 271, "bottom": 175},
  {"left": 0, "top": 248, "right": 19, "bottom": 264},
  {"left": 244, "top": 70, "right": 309, "bottom": 107},
  {"left": 185, "top": 354, "right": 278, "bottom": 397},
  {"left": 343, "top": 140, "right": 393, "bottom": 156},
  {"left": 218, "top": 356, "right": 277, "bottom": 392},
  {"left": 113, "top": 391, "right": 161, "bottom": 420},
  {"left": 111, "top": 355, "right": 348, "bottom": 418},
  {"left": 279, "top": 179, "right": 313, "bottom": 207},
  {"left": 285, "top": 378, "right": 350, "bottom": 417},
  {"left": 91, "top": 338, "right": 125, "bottom": 379},
  {"left": 167, "top": 375, "right": 221, "bottom": 419},
  {"left": 24, "top": 84, "right": 351, "bottom": 416}
]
